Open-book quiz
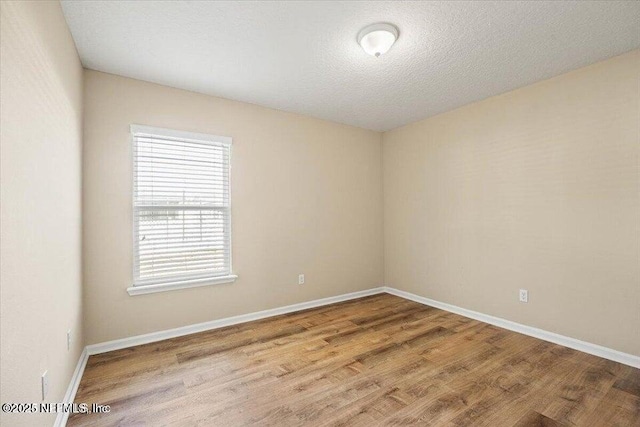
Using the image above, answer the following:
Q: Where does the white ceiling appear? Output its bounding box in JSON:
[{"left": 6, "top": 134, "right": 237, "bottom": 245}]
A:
[{"left": 61, "top": 1, "right": 640, "bottom": 132}]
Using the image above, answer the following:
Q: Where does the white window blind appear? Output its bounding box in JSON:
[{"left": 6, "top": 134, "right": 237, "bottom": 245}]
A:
[{"left": 131, "top": 125, "right": 232, "bottom": 289}]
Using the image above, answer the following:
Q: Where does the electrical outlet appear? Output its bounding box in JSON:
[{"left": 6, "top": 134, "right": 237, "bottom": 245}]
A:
[
  {"left": 519, "top": 289, "right": 528, "bottom": 303},
  {"left": 67, "top": 329, "right": 71, "bottom": 351},
  {"left": 41, "top": 371, "right": 49, "bottom": 400},
  {"left": 298, "top": 274, "right": 305, "bottom": 285}
]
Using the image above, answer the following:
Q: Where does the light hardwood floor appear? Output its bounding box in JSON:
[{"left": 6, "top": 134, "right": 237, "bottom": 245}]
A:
[{"left": 69, "top": 294, "right": 640, "bottom": 426}]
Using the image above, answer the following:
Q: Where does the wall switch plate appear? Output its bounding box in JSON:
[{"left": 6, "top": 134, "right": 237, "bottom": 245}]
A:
[
  {"left": 67, "top": 329, "right": 71, "bottom": 351},
  {"left": 519, "top": 289, "right": 528, "bottom": 303},
  {"left": 298, "top": 274, "right": 305, "bottom": 285},
  {"left": 41, "top": 371, "right": 49, "bottom": 400}
]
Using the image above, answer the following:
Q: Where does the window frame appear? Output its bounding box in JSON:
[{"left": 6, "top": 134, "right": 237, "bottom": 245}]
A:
[{"left": 127, "top": 124, "right": 236, "bottom": 296}]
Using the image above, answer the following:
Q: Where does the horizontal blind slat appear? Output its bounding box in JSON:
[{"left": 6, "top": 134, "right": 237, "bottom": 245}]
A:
[
  {"left": 135, "top": 177, "right": 229, "bottom": 185},
  {"left": 135, "top": 170, "right": 227, "bottom": 180},
  {"left": 136, "top": 139, "right": 229, "bottom": 153},
  {"left": 135, "top": 155, "right": 229, "bottom": 167},
  {"left": 135, "top": 205, "right": 229, "bottom": 211},
  {"left": 138, "top": 266, "right": 228, "bottom": 278},
  {"left": 134, "top": 133, "right": 230, "bottom": 147}
]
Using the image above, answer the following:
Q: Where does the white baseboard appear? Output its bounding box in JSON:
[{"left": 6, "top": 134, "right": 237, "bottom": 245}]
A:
[
  {"left": 383, "top": 286, "right": 640, "bottom": 369},
  {"left": 86, "top": 287, "right": 386, "bottom": 355},
  {"left": 54, "top": 347, "right": 89, "bottom": 427}
]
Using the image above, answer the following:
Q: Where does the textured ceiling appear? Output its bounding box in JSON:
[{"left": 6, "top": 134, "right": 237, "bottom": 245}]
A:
[{"left": 61, "top": 1, "right": 640, "bottom": 131}]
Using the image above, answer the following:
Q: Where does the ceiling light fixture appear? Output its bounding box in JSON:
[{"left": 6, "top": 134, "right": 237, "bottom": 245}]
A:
[{"left": 357, "top": 23, "right": 399, "bottom": 57}]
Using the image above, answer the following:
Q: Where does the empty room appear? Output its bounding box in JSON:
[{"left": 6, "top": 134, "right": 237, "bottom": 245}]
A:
[{"left": 1, "top": 1, "right": 639, "bottom": 426}]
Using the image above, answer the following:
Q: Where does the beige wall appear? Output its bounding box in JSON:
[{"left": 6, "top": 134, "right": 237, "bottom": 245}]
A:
[
  {"left": 383, "top": 50, "right": 640, "bottom": 356},
  {"left": 0, "top": 1, "right": 84, "bottom": 425},
  {"left": 82, "top": 70, "right": 383, "bottom": 344}
]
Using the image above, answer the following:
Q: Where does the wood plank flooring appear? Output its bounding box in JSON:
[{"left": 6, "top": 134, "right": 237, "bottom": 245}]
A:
[{"left": 68, "top": 294, "right": 640, "bottom": 426}]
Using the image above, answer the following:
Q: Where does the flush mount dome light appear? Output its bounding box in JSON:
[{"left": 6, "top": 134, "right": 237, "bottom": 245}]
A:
[{"left": 357, "top": 23, "right": 399, "bottom": 57}]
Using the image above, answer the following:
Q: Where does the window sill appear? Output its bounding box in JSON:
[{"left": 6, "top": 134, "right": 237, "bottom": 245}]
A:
[{"left": 127, "top": 275, "right": 238, "bottom": 296}]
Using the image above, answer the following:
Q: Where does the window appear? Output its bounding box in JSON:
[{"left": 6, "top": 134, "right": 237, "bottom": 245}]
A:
[{"left": 128, "top": 125, "right": 236, "bottom": 295}]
